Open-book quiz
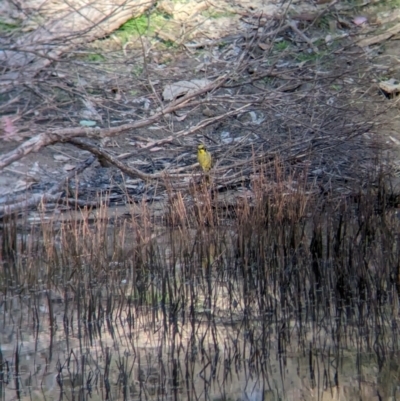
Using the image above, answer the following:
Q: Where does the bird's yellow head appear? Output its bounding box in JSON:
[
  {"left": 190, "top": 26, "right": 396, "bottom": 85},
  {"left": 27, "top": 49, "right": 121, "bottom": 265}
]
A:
[{"left": 198, "top": 144, "right": 207, "bottom": 153}]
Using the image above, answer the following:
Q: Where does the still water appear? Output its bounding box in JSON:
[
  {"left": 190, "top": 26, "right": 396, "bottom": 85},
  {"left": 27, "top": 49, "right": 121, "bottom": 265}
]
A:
[
  {"left": 1, "top": 203, "right": 400, "bottom": 401},
  {"left": 0, "top": 282, "right": 396, "bottom": 401}
]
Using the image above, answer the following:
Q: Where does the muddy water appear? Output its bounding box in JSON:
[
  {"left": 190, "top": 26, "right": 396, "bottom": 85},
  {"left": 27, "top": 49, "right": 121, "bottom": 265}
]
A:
[
  {"left": 0, "top": 281, "right": 398, "bottom": 401},
  {"left": 1, "top": 201, "right": 400, "bottom": 401}
]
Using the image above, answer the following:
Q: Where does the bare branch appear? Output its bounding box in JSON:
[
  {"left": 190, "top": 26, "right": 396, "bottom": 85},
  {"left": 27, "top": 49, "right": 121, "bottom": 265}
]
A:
[{"left": 0, "top": 75, "right": 229, "bottom": 170}]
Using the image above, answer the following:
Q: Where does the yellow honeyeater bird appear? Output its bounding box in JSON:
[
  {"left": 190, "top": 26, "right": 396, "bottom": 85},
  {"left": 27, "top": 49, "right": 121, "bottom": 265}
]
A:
[{"left": 197, "top": 144, "right": 212, "bottom": 172}]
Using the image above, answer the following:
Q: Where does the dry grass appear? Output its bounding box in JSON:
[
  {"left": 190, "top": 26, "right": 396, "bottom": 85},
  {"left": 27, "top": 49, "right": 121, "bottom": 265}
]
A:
[{"left": 1, "top": 161, "right": 399, "bottom": 327}]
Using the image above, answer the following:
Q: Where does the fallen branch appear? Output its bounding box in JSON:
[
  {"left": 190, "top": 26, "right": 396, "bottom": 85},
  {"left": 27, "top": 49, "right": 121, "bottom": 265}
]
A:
[
  {"left": 1, "top": 133, "right": 263, "bottom": 219},
  {"left": 0, "top": 155, "right": 96, "bottom": 219},
  {"left": 357, "top": 22, "right": 400, "bottom": 47},
  {"left": 0, "top": 75, "right": 229, "bottom": 170},
  {"left": 67, "top": 104, "right": 251, "bottom": 180},
  {"left": 0, "top": 193, "right": 63, "bottom": 218}
]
